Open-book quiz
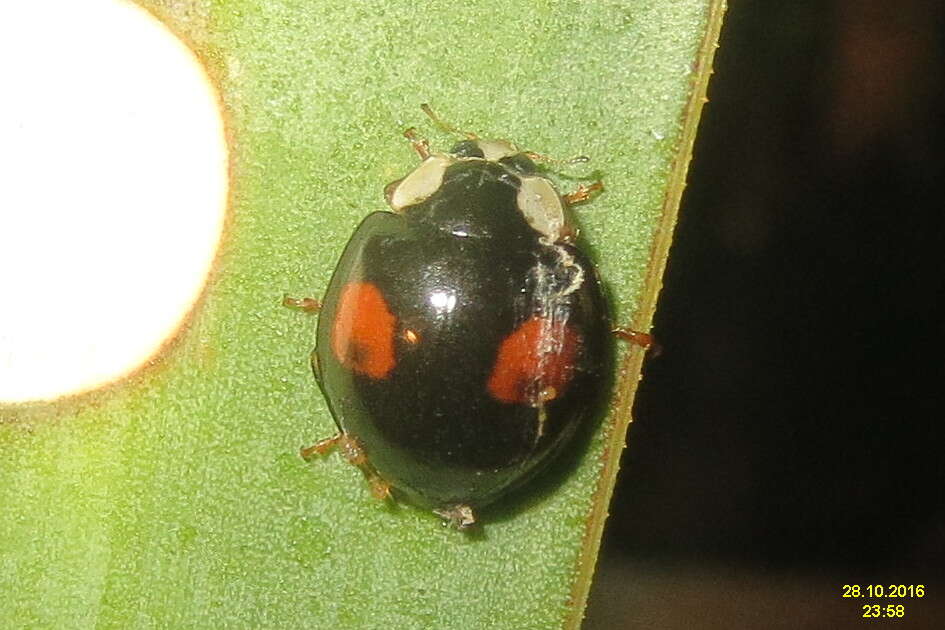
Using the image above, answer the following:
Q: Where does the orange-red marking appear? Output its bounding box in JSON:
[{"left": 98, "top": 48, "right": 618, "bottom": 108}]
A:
[
  {"left": 331, "top": 282, "right": 397, "bottom": 379},
  {"left": 487, "top": 316, "right": 581, "bottom": 405}
]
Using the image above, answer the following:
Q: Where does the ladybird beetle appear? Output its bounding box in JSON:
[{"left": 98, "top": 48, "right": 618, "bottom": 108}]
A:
[{"left": 287, "top": 106, "right": 642, "bottom": 529}]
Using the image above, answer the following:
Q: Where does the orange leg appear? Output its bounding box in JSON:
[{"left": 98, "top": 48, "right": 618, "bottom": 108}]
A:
[
  {"left": 403, "top": 127, "right": 430, "bottom": 160},
  {"left": 300, "top": 434, "right": 340, "bottom": 459},
  {"left": 613, "top": 327, "right": 662, "bottom": 357},
  {"left": 283, "top": 295, "right": 323, "bottom": 380},
  {"left": 563, "top": 181, "right": 604, "bottom": 205},
  {"left": 283, "top": 295, "right": 321, "bottom": 313},
  {"left": 301, "top": 432, "right": 392, "bottom": 501}
]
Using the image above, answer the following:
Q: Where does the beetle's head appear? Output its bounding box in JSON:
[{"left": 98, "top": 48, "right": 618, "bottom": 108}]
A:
[{"left": 449, "top": 138, "right": 539, "bottom": 175}]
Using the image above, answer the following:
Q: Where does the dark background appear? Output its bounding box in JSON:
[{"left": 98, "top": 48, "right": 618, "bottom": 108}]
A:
[{"left": 585, "top": 1, "right": 944, "bottom": 627}]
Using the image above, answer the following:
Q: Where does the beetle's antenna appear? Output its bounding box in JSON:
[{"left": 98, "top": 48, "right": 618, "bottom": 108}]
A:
[
  {"left": 420, "top": 103, "right": 478, "bottom": 140},
  {"left": 523, "top": 151, "right": 591, "bottom": 167},
  {"left": 420, "top": 104, "right": 591, "bottom": 166}
]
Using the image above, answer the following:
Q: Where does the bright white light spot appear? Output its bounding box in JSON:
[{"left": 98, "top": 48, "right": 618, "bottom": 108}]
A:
[
  {"left": 428, "top": 290, "right": 457, "bottom": 314},
  {"left": 0, "top": 0, "right": 228, "bottom": 402}
]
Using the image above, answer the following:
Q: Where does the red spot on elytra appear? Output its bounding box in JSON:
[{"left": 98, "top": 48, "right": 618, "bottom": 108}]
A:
[
  {"left": 487, "top": 316, "right": 581, "bottom": 405},
  {"left": 331, "top": 282, "right": 397, "bottom": 379}
]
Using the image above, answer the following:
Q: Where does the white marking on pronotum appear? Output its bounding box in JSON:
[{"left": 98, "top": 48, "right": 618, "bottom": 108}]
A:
[
  {"left": 388, "top": 153, "right": 454, "bottom": 211},
  {"left": 516, "top": 176, "right": 568, "bottom": 241}
]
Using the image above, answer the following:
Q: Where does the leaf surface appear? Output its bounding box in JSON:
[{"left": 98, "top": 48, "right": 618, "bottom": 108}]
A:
[{"left": 0, "top": 1, "right": 725, "bottom": 627}]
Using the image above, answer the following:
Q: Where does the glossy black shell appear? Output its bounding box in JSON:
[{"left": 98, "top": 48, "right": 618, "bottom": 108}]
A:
[{"left": 315, "top": 159, "right": 611, "bottom": 510}]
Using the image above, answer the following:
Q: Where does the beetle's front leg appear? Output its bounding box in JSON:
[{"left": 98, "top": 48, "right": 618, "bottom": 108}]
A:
[
  {"left": 563, "top": 181, "right": 604, "bottom": 205},
  {"left": 402, "top": 127, "right": 431, "bottom": 160}
]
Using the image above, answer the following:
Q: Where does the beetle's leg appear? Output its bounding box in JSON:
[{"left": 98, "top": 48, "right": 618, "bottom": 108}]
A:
[
  {"left": 338, "top": 434, "right": 393, "bottom": 500},
  {"left": 284, "top": 297, "right": 323, "bottom": 380},
  {"left": 403, "top": 127, "right": 431, "bottom": 160},
  {"left": 613, "top": 327, "right": 662, "bottom": 357},
  {"left": 300, "top": 433, "right": 341, "bottom": 459},
  {"left": 304, "top": 432, "right": 393, "bottom": 501},
  {"left": 283, "top": 295, "right": 321, "bottom": 313},
  {"left": 308, "top": 348, "right": 322, "bottom": 384},
  {"left": 433, "top": 504, "right": 477, "bottom": 530},
  {"left": 563, "top": 181, "right": 604, "bottom": 205},
  {"left": 364, "top": 475, "right": 393, "bottom": 501}
]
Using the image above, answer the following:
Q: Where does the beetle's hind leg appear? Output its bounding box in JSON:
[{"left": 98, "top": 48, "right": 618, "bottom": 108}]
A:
[
  {"left": 433, "top": 504, "right": 477, "bottom": 530},
  {"left": 301, "top": 432, "right": 392, "bottom": 501}
]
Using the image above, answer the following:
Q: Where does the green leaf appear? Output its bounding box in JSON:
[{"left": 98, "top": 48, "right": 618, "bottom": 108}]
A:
[{"left": 0, "top": 1, "right": 724, "bottom": 628}]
